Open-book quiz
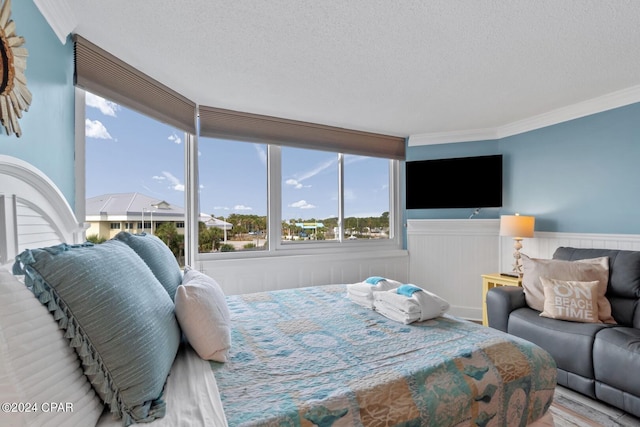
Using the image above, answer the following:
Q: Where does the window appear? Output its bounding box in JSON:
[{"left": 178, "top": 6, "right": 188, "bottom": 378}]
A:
[
  {"left": 196, "top": 105, "right": 403, "bottom": 256},
  {"left": 76, "top": 38, "right": 404, "bottom": 264},
  {"left": 84, "top": 90, "right": 186, "bottom": 264},
  {"left": 343, "top": 155, "right": 390, "bottom": 240},
  {"left": 197, "top": 141, "right": 398, "bottom": 255},
  {"left": 282, "top": 147, "right": 338, "bottom": 243},
  {"left": 198, "top": 137, "right": 267, "bottom": 253}
]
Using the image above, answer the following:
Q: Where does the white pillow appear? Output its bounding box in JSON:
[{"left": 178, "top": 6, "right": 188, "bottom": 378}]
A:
[
  {"left": 175, "top": 267, "right": 231, "bottom": 362},
  {"left": 0, "top": 267, "right": 103, "bottom": 426}
]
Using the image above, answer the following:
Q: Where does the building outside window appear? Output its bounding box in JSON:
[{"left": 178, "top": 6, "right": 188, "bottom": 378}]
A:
[{"left": 84, "top": 91, "right": 186, "bottom": 261}]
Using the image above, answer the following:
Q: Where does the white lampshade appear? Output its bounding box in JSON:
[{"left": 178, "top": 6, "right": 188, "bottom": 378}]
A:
[{"left": 500, "top": 214, "right": 535, "bottom": 238}]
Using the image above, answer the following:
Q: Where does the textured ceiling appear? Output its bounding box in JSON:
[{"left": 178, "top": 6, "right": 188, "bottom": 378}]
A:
[{"left": 66, "top": 0, "right": 640, "bottom": 138}]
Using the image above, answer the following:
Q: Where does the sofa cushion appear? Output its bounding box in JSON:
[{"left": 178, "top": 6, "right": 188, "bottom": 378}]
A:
[
  {"left": 554, "top": 247, "right": 640, "bottom": 326},
  {"left": 508, "top": 307, "right": 612, "bottom": 380},
  {"left": 540, "top": 278, "right": 600, "bottom": 323},
  {"left": 593, "top": 327, "right": 640, "bottom": 398},
  {"left": 553, "top": 247, "right": 640, "bottom": 299},
  {"left": 521, "top": 254, "right": 614, "bottom": 323}
]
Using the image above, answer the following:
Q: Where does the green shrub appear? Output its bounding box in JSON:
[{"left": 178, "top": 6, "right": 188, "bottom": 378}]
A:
[
  {"left": 220, "top": 243, "right": 235, "bottom": 252},
  {"left": 86, "top": 234, "right": 106, "bottom": 244}
]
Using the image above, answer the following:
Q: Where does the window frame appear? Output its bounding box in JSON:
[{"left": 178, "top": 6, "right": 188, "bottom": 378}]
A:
[
  {"left": 76, "top": 88, "right": 403, "bottom": 264},
  {"left": 194, "top": 140, "right": 402, "bottom": 260}
]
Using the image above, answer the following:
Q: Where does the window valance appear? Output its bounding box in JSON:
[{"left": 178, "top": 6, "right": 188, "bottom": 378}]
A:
[
  {"left": 74, "top": 35, "right": 196, "bottom": 134},
  {"left": 199, "top": 106, "right": 405, "bottom": 160}
]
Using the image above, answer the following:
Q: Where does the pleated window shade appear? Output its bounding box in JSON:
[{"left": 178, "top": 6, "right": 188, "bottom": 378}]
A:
[
  {"left": 73, "top": 35, "right": 197, "bottom": 134},
  {"left": 199, "top": 106, "right": 406, "bottom": 160}
]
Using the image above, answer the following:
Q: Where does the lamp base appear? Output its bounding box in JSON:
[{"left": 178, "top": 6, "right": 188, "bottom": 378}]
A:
[{"left": 511, "top": 237, "right": 525, "bottom": 277}]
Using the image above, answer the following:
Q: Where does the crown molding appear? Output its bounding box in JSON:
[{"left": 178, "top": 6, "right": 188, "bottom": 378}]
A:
[
  {"left": 408, "top": 128, "right": 498, "bottom": 146},
  {"left": 409, "top": 84, "right": 640, "bottom": 146},
  {"left": 33, "top": 0, "right": 76, "bottom": 44}
]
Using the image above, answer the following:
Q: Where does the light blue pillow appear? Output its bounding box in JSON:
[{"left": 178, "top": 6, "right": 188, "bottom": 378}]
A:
[
  {"left": 13, "top": 240, "right": 180, "bottom": 426},
  {"left": 113, "top": 232, "right": 182, "bottom": 301}
]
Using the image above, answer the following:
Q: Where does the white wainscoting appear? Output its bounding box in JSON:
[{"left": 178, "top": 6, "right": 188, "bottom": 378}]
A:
[
  {"left": 408, "top": 219, "right": 640, "bottom": 321},
  {"left": 407, "top": 219, "right": 501, "bottom": 321},
  {"left": 196, "top": 249, "right": 410, "bottom": 296},
  {"left": 502, "top": 231, "right": 640, "bottom": 268}
]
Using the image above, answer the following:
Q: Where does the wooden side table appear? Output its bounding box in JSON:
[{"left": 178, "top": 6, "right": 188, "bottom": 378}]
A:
[{"left": 481, "top": 273, "right": 522, "bottom": 326}]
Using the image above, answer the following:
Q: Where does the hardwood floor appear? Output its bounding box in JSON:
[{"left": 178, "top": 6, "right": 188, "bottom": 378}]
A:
[{"left": 542, "top": 386, "right": 640, "bottom": 427}]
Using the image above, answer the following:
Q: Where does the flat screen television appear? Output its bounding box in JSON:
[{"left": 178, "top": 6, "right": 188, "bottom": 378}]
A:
[{"left": 405, "top": 154, "right": 503, "bottom": 209}]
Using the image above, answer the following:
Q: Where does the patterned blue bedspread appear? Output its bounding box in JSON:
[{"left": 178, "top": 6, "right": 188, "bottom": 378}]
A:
[{"left": 210, "top": 285, "right": 556, "bottom": 426}]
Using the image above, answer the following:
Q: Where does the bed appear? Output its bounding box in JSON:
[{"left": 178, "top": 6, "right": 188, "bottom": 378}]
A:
[{"left": 0, "top": 154, "right": 557, "bottom": 427}]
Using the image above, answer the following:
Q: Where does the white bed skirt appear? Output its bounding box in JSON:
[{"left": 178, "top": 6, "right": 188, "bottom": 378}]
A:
[{"left": 96, "top": 345, "right": 228, "bottom": 427}]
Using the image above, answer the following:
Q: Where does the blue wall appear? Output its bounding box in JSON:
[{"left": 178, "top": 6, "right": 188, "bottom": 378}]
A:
[
  {"left": 0, "top": 1, "right": 75, "bottom": 207},
  {"left": 406, "top": 102, "right": 640, "bottom": 234},
  {"left": 3, "top": 2, "right": 640, "bottom": 236}
]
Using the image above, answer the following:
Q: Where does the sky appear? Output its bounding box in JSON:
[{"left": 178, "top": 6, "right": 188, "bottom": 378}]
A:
[{"left": 85, "top": 93, "right": 390, "bottom": 220}]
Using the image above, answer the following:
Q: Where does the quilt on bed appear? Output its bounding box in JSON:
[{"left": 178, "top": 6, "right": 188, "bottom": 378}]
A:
[{"left": 210, "top": 285, "right": 556, "bottom": 427}]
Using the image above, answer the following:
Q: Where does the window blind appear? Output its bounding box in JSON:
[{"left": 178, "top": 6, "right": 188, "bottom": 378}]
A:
[
  {"left": 199, "top": 106, "right": 406, "bottom": 160},
  {"left": 73, "top": 35, "right": 196, "bottom": 134}
]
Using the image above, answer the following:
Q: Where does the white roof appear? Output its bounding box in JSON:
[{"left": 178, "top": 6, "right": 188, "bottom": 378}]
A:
[
  {"left": 86, "top": 193, "right": 184, "bottom": 220},
  {"left": 199, "top": 214, "right": 233, "bottom": 230}
]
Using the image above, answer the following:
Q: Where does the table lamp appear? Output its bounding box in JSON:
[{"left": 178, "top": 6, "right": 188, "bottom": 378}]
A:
[{"left": 500, "top": 213, "right": 535, "bottom": 277}]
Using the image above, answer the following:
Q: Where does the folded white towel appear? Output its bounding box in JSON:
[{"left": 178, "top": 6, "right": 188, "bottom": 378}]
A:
[
  {"left": 373, "top": 284, "right": 449, "bottom": 324},
  {"left": 346, "top": 277, "right": 402, "bottom": 309}
]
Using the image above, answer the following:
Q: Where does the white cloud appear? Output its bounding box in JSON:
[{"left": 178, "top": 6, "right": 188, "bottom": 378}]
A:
[
  {"left": 152, "top": 175, "right": 166, "bottom": 181},
  {"left": 285, "top": 178, "right": 304, "bottom": 189},
  {"left": 86, "top": 93, "right": 120, "bottom": 117},
  {"left": 289, "top": 200, "right": 316, "bottom": 209},
  {"left": 344, "top": 189, "right": 355, "bottom": 201},
  {"left": 344, "top": 154, "right": 368, "bottom": 165},
  {"left": 162, "top": 171, "right": 185, "bottom": 192},
  {"left": 254, "top": 144, "right": 266, "bottom": 165},
  {"left": 168, "top": 133, "right": 182, "bottom": 144},
  {"left": 286, "top": 158, "right": 337, "bottom": 189},
  {"left": 85, "top": 119, "right": 112, "bottom": 139},
  {"left": 214, "top": 206, "right": 230, "bottom": 211},
  {"left": 298, "top": 158, "right": 336, "bottom": 181},
  {"left": 233, "top": 204, "right": 252, "bottom": 211}
]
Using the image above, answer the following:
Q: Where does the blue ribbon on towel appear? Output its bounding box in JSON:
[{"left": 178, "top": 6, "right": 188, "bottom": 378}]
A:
[
  {"left": 364, "top": 276, "right": 386, "bottom": 285},
  {"left": 397, "top": 284, "right": 423, "bottom": 297}
]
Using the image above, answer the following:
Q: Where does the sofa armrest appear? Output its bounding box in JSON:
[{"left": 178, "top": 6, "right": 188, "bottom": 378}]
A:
[{"left": 486, "top": 286, "right": 527, "bottom": 332}]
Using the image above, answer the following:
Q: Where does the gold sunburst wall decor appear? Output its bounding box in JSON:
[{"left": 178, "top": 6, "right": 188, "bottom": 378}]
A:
[{"left": 0, "top": 0, "right": 31, "bottom": 137}]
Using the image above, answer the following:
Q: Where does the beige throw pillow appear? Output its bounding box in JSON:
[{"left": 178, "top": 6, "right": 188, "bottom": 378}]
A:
[
  {"left": 521, "top": 254, "right": 615, "bottom": 324},
  {"left": 175, "top": 267, "right": 232, "bottom": 362},
  {"left": 540, "top": 278, "right": 600, "bottom": 323}
]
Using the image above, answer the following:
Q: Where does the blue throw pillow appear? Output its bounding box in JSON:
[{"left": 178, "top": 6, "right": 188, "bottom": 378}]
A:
[
  {"left": 113, "top": 231, "right": 182, "bottom": 301},
  {"left": 13, "top": 240, "right": 180, "bottom": 426}
]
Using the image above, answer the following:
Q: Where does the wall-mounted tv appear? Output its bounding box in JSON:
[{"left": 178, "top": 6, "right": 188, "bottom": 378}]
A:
[{"left": 405, "top": 154, "right": 503, "bottom": 209}]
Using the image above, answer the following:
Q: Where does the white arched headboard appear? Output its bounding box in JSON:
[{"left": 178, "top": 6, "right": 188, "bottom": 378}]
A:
[{"left": 0, "top": 155, "right": 86, "bottom": 265}]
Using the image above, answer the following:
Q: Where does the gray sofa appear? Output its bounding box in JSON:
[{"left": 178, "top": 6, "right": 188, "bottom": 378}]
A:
[{"left": 487, "top": 246, "right": 640, "bottom": 418}]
